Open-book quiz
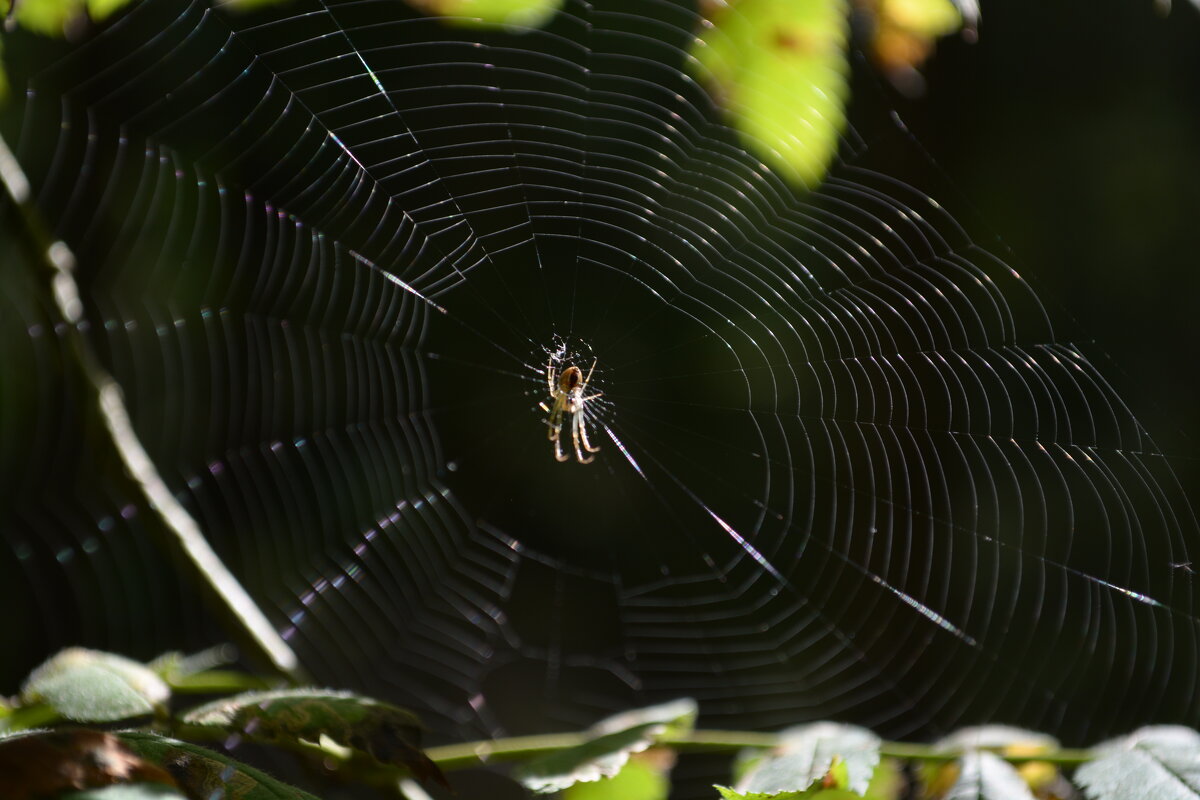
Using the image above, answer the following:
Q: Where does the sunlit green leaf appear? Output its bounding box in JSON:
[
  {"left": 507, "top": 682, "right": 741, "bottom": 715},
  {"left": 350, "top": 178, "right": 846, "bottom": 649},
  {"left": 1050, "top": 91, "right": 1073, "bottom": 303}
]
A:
[
  {"left": 118, "top": 731, "right": 322, "bottom": 800},
  {"left": 21, "top": 648, "right": 170, "bottom": 723},
  {"left": 879, "top": 0, "right": 961, "bottom": 38},
  {"left": 85, "top": 0, "right": 134, "bottom": 22},
  {"left": 714, "top": 786, "right": 862, "bottom": 800},
  {"left": 516, "top": 698, "right": 697, "bottom": 794},
  {"left": 12, "top": 0, "right": 85, "bottom": 36},
  {"left": 731, "top": 746, "right": 768, "bottom": 784},
  {"left": 691, "top": 0, "right": 849, "bottom": 190},
  {"left": 729, "top": 722, "right": 880, "bottom": 797},
  {"left": 1075, "top": 726, "right": 1200, "bottom": 800},
  {"left": 182, "top": 688, "right": 442, "bottom": 784},
  {"left": 405, "top": 0, "right": 563, "bottom": 30},
  {"left": 863, "top": 758, "right": 905, "bottom": 800},
  {"left": 562, "top": 757, "right": 669, "bottom": 800}
]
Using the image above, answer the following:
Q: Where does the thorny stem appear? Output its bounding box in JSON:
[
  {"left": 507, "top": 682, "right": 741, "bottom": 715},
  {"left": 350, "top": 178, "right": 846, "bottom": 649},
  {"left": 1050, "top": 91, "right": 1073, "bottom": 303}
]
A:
[
  {"left": 0, "top": 130, "right": 307, "bottom": 685},
  {"left": 423, "top": 730, "right": 1095, "bottom": 771}
]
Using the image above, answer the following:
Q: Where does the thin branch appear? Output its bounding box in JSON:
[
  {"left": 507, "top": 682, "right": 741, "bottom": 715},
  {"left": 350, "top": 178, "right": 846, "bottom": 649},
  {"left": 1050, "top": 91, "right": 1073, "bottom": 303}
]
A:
[
  {"left": 0, "top": 130, "right": 306, "bottom": 684},
  {"left": 422, "top": 730, "right": 1095, "bottom": 771}
]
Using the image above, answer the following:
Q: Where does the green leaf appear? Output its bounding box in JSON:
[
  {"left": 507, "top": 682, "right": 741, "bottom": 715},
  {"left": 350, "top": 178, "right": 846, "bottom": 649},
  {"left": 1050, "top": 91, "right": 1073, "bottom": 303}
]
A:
[
  {"left": 12, "top": 0, "right": 85, "bottom": 36},
  {"left": 62, "top": 785, "right": 187, "bottom": 800},
  {"left": 881, "top": 0, "right": 962, "bottom": 38},
  {"left": 863, "top": 758, "right": 905, "bottom": 800},
  {"left": 84, "top": 0, "right": 133, "bottom": 22},
  {"left": 731, "top": 746, "right": 769, "bottom": 785},
  {"left": 149, "top": 647, "right": 272, "bottom": 693},
  {"left": 732, "top": 722, "right": 880, "bottom": 796},
  {"left": 943, "top": 751, "right": 1035, "bottom": 800},
  {"left": 215, "top": 0, "right": 297, "bottom": 13},
  {"left": 714, "top": 786, "right": 863, "bottom": 800},
  {"left": 690, "top": 0, "right": 849, "bottom": 190},
  {"left": 562, "top": 757, "right": 669, "bottom": 800},
  {"left": 147, "top": 647, "right": 232, "bottom": 678},
  {"left": 118, "top": 731, "right": 322, "bottom": 800},
  {"left": 21, "top": 648, "right": 170, "bottom": 723},
  {"left": 405, "top": 0, "right": 563, "bottom": 30},
  {"left": 181, "top": 688, "right": 442, "bottom": 784},
  {"left": 516, "top": 698, "right": 697, "bottom": 794},
  {"left": 1075, "top": 725, "right": 1200, "bottom": 800}
]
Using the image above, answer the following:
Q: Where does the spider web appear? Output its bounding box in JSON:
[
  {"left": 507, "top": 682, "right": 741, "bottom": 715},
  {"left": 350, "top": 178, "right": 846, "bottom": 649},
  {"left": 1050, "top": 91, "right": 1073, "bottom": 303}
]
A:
[{"left": 2, "top": 0, "right": 1198, "bottom": 784}]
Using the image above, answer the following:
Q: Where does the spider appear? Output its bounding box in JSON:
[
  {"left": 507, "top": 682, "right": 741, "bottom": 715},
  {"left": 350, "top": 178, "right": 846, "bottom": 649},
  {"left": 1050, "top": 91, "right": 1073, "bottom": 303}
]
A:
[{"left": 539, "top": 357, "right": 602, "bottom": 464}]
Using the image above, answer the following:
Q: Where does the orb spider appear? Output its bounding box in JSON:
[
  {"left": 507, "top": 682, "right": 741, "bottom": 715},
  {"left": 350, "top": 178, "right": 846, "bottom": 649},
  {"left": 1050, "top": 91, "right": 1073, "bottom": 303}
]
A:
[{"left": 539, "top": 357, "right": 602, "bottom": 464}]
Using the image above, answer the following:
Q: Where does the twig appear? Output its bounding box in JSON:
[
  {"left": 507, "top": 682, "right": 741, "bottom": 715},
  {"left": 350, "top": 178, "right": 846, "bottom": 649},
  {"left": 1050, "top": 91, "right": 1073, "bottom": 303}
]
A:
[
  {"left": 422, "top": 730, "right": 1095, "bottom": 771},
  {"left": 0, "top": 129, "right": 306, "bottom": 685}
]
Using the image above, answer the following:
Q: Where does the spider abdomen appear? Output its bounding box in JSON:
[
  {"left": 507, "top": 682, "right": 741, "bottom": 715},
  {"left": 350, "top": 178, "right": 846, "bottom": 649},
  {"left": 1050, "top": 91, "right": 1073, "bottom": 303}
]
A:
[{"left": 559, "top": 366, "right": 583, "bottom": 392}]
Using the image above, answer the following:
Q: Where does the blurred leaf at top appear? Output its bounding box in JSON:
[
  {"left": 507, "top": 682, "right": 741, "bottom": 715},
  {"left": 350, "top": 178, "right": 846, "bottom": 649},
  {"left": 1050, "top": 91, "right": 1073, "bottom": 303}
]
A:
[
  {"left": 856, "top": 0, "right": 967, "bottom": 96},
  {"left": 1, "top": 0, "right": 134, "bottom": 35},
  {"left": 404, "top": 0, "right": 564, "bottom": 30},
  {"left": 0, "top": 0, "right": 139, "bottom": 105},
  {"left": 691, "top": 0, "right": 850, "bottom": 190}
]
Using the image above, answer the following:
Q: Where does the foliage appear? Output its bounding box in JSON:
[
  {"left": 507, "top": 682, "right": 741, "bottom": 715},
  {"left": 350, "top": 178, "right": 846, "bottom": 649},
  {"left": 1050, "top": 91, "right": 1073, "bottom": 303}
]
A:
[
  {"left": 515, "top": 698, "right": 696, "bottom": 793},
  {"left": 1, "top": 0, "right": 1195, "bottom": 799},
  {"left": 690, "top": 0, "right": 851, "bottom": 190},
  {"left": 21, "top": 648, "right": 170, "bottom": 723},
  {"left": 721, "top": 722, "right": 879, "bottom": 796},
  {"left": 0, "top": 647, "right": 442, "bottom": 799},
  {"left": 182, "top": 689, "right": 443, "bottom": 784},
  {"left": 0, "top": 0, "right": 966, "bottom": 191},
  {"left": 117, "top": 731, "right": 326, "bottom": 800},
  {"left": 404, "top": 0, "right": 564, "bottom": 29},
  {"left": 2, "top": 646, "right": 1200, "bottom": 799},
  {"left": 1075, "top": 726, "right": 1200, "bottom": 800}
]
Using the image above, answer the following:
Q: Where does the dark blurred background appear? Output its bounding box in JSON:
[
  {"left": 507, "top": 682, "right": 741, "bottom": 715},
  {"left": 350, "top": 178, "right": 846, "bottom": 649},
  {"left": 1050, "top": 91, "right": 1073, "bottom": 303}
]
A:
[{"left": 901, "top": 0, "right": 1200, "bottom": 492}]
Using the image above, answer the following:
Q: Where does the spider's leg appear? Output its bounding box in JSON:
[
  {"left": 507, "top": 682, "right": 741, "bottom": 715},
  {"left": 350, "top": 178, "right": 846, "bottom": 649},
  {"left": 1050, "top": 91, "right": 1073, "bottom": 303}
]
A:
[
  {"left": 572, "top": 412, "right": 594, "bottom": 464},
  {"left": 547, "top": 357, "right": 557, "bottom": 396},
  {"left": 580, "top": 358, "right": 597, "bottom": 391},
  {"left": 578, "top": 410, "right": 601, "bottom": 454},
  {"left": 555, "top": 431, "right": 569, "bottom": 462},
  {"left": 547, "top": 397, "right": 564, "bottom": 441}
]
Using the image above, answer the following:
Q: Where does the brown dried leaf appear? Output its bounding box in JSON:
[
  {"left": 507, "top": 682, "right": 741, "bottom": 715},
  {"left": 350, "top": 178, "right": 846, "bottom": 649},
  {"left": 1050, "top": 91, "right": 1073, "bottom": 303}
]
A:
[{"left": 0, "top": 728, "right": 178, "bottom": 800}]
